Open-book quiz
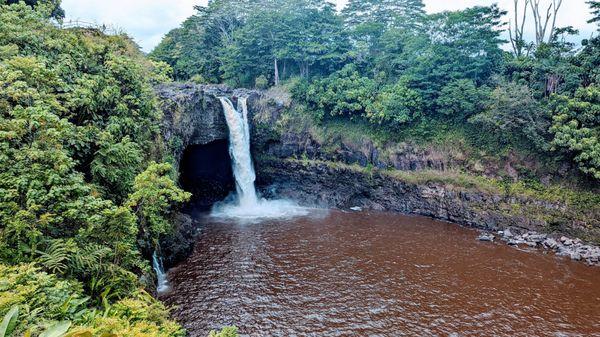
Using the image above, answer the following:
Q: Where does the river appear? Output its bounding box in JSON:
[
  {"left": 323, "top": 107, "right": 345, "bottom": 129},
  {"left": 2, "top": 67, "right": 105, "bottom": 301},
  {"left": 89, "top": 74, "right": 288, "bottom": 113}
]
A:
[{"left": 162, "top": 210, "right": 600, "bottom": 337}]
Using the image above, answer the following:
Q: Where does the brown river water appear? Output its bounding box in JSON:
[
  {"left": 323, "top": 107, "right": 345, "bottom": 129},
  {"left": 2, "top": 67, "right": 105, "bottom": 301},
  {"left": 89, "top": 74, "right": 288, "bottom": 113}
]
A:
[{"left": 163, "top": 210, "right": 600, "bottom": 337}]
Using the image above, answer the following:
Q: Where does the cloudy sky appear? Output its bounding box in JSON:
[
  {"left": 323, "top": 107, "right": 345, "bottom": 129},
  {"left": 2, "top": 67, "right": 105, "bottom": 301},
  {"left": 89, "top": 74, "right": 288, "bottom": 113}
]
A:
[{"left": 62, "top": 0, "right": 598, "bottom": 52}]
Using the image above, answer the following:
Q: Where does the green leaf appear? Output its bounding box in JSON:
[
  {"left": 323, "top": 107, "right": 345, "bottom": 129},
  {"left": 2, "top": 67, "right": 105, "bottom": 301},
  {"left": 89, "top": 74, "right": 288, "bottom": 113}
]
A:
[
  {"left": 39, "top": 321, "right": 71, "bottom": 337},
  {"left": 0, "top": 306, "right": 19, "bottom": 337}
]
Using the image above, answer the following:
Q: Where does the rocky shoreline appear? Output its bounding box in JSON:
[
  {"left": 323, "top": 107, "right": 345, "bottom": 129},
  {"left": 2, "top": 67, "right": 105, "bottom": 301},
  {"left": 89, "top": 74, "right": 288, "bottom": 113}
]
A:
[{"left": 477, "top": 228, "right": 600, "bottom": 267}]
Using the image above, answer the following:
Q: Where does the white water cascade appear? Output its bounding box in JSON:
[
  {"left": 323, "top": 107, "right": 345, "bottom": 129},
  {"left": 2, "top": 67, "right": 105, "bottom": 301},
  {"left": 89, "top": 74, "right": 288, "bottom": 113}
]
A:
[
  {"left": 220, "top": 97, "right": 259, "bottom": 208},
  {"left": 152, "top": 251, "right": 169, "bottom": 293},
  {"left": 212, "top": 96, "right": 308, "bottom": 221}
]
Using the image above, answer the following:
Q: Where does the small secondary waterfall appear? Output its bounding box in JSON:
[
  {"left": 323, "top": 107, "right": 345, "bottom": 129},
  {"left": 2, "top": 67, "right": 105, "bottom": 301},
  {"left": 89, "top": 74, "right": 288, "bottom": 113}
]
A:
[
  {"left": 152, "top": 251, "right": 169, "bottom": 293},
  {"left": 219, "top": 97, "right": 259, "bottom": 208},
  {"left": 212, "top": 96, "right": 309, "bottom": 221}
]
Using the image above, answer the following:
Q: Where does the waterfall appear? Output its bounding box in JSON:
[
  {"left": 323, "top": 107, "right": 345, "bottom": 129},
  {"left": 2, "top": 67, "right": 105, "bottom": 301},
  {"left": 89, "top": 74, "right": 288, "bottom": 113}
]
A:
[
  {"left": 152, "top": 251, "right": 169, "bottom": 293},
  {"left": 212, "top": 96, "right": 309, "bottom": 222},
  {"left": 219, "top": 97, "right": 259, "bottom": 208}
]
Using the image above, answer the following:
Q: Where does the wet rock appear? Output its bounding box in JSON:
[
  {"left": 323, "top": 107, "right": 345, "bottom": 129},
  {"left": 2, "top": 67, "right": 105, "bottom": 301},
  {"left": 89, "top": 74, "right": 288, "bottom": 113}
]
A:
[
  {"left": 478, "top": 233, "right": 495, "bottom": 242},
  {"left": 560, "top": 236, "right": 573, "bottom": 246},
  {"left": 586, "top": 249, "right": 600, "bottom": 264},
  {"left": 542, "top": 238, "right": 559, "bottom": 250},
  {"left": 527, "top": 234, "right": 547, "bottom": 243},
  {"left": 159, "top": 213, "right": 196, "bottom": 268},
  {"left": 557, "top": 246, "right": 572, "bottom": 257},
  {"left": 156, "top": 83, "right": 264, "bottom": 171}
]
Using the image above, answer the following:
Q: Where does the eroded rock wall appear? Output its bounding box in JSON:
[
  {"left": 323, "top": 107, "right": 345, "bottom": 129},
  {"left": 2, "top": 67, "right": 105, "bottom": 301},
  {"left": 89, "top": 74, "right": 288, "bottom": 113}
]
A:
[
  {"left": 155, "top": 83, "right": 600, "bottom": 246},
  {"left": 156, "top": 83, "right": 263, "bottom": 172}
]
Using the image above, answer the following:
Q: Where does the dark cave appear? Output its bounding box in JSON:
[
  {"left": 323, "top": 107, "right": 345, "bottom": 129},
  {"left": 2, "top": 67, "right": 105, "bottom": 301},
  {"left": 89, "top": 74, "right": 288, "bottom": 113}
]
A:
[{"left": 179, "top": 140, "right": 235, "bottom": 211}]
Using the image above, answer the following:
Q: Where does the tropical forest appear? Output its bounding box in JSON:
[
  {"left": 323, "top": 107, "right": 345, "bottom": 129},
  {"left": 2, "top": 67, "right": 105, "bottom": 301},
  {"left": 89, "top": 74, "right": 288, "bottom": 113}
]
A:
[{"left": 1, "top": 0, "right": 600, "bottom": 336}]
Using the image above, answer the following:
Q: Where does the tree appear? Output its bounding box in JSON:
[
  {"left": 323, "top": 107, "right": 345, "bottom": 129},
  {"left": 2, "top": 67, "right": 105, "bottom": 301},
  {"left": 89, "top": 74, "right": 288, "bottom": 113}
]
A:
[
  {"left": 509, "top": 0, "right": 532, "bottom": 57},
  {"left": 219, "top": 0, "right": 349, "bottom": 87},
  {"left": 469, "top": 80, "right": 550, "bottom": 150},
  {"left": 341, "top": 0, "right": 425, "bottom": 29},
  {"left": 150, "top": 0, "right": 254, "bottom": 82},
  {"left": 341, "top": 0, "right": 425, "bottom": 70},
  {"left": 550, "top": 86, "right": 600, "bottom": 179},
  {"left": 576, "top": 36, "right": 600, "bottom": 86},
  {"left": 530, "top": 0, "right": 563, "bottom": 45},
  {"left": 2, "top": 0, "right": 64, "bottom": 19},
  {"left": 508, "top": 0, "right": 564, "bottom": 56},
  {"left": 589, "top": 1, "right": 600, "bottom": 27},
  {"left": 126, "top": 163, "right": 191, "bottom": 244},
  {"left": 399, "top": 5, "right": 505, "bottom": 112}
]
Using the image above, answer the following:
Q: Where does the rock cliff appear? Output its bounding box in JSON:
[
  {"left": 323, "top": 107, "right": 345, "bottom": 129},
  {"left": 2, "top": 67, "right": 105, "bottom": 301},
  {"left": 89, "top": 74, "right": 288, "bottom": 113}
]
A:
[
  {"left": 155, "top": 83, "right": 600, "bottom": 247},
  {"left": 155, "top": 83, "right": 262, "bottom": 172}
]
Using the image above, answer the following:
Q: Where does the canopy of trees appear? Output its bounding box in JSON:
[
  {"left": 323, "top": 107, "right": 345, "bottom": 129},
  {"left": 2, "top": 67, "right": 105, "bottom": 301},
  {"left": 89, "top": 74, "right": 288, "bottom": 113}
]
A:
[
  {"left": 153, "top": 0, "right": 600, "bottom": 182},
  {"left": 1, "top": 0, "right": 64, "bottom": 18}
]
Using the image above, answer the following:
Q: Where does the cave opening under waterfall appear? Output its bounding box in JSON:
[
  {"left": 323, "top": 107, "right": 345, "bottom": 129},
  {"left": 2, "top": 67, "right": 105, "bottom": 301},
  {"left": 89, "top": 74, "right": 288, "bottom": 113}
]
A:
[{"left": 179, "top": 139, "right": 235, "bottom": 211}]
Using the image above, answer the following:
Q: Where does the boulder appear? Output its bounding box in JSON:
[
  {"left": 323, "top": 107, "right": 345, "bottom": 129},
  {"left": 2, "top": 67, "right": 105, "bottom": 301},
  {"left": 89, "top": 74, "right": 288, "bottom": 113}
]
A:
[
  {"left": 542, "top": 238, "right": 559, "bottom": 250},
  {"left": 478, "top": 233, "right": 495, "bottom": 242}
]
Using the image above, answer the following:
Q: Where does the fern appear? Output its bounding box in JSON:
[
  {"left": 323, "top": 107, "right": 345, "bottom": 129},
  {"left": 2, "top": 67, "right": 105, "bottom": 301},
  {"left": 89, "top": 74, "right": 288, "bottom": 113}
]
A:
[{"left": 37, "top": 240, "right": 75, "bottom": 275}]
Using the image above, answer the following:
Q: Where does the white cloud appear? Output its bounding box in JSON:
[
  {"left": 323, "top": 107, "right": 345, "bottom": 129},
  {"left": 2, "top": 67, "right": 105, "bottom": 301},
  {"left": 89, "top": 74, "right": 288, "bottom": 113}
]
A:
[
  {"left": 62, "top": 0, "right": 597, "bottom": 52},
  {"left": 62, "top": 0, "right": 206, "bottom": 51}
]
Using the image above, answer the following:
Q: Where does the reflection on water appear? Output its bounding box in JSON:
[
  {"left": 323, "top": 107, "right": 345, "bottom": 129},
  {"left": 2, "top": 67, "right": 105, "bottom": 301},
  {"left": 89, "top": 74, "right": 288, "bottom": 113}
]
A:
[{"left": 164, "top": 210, "right": 600, "bottom": 337}]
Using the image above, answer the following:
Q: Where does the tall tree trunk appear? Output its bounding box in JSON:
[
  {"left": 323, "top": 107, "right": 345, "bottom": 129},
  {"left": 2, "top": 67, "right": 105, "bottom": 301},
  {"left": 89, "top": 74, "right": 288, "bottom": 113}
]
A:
[
  {"left": 300, "top": 61, "right": 309, "bottom": 78},
  {"left": 274, "top": 58, "right": 280, "bottom": 86},
  {"left": 282, "top": 61, "right": 287, "bottom": 80},
  {"left": 546, "top": 73, "right": 561, "bottom": 96},
  {"left": 509, "top": 0, "right": 529, "bottom": 57},
  {"left": 529, "top": 0, "right": 563, "bottom": 45}
]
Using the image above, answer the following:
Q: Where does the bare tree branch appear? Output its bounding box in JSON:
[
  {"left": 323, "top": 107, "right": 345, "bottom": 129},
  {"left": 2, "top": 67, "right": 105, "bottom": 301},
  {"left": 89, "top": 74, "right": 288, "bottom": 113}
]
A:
[
  {"left": 509, "top": 0, "right": 530, "bottom": 56},
  {"left": 529, "top": 0, "right": 563, "bottom": 45}
]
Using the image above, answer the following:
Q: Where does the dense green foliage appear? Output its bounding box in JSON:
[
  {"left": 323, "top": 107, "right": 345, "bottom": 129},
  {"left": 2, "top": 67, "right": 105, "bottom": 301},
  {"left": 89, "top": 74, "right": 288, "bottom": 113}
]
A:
[
  {"left": 0, "top": 0, "right": 63, "bottom": 19},
  {"left": 1, "top": 0, "right": 599, "bottom": 335},
  {"left": 0, "top": 264, "right": 184, "bottom": 337},
  {"left": 589, "top": 1, "right": 600, "bottom": 25},
  {"left": 0, "top": 2, "right": 189, "bottom": 336},
  {"left": 154, "top": 0, "right": 600, "bottom": 183},
  {"left": 550, "top": 86, "right": 600, "bottom": 179}
]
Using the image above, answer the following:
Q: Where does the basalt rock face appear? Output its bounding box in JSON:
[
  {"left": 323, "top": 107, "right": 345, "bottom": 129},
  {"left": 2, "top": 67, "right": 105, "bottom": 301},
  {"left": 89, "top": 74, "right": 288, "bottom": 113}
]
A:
[
  {"left": 156, "top": 83, "right": 263, "bottom": 172},
  {"left": 264, "top": 132, "right": 463, "bottom": 172},
  {"left": 257, "top": 160, "right": 543, "bottom": 231},
  {"left": 256, "top": 159, "right": 600, "bottom": 243}
]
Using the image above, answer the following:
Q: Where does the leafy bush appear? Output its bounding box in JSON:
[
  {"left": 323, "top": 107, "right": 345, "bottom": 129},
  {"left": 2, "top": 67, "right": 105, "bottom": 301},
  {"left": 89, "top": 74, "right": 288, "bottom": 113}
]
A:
[
  {"left": 126, "top": 163, "right": 191, "bottom": 244},
  {"left": 366, "top": 81, "right": 423, "bottom": 128},
  {"left": 254, "top": 75, "right": 269, "bottom": 89},
  {"left": 293, "top": 64, "right": 377, "bottom": 121},
  {"left": 0, "top": 264, "right": 185, "bottom": 337},
  {"left": 550, "top": 86, "right": 600, "bottom": 179},
  {"left": 469, "top": 80, "right": 550, "bottom": 150},
  {"left": 208, "top": 326, "right": 239, "bottom": 337},
  {"left": 435, "top": 79, "right": 488, "bottom": 120}
]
